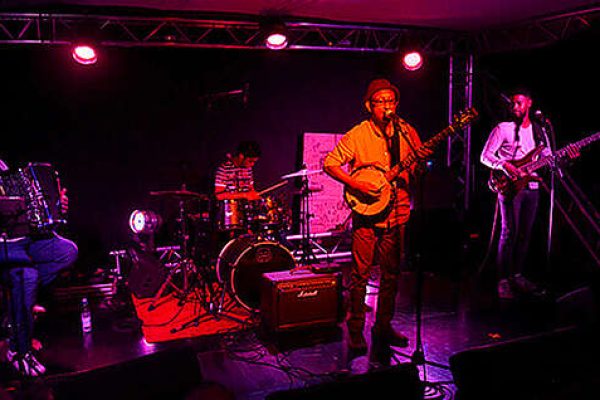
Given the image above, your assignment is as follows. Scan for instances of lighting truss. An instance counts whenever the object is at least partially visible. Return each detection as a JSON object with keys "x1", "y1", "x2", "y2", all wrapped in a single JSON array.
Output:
[
  {"x1": 0, "y1": 12, "x2": 461, "y2": 54},
  {"x1": 0, "y1": 9, "x2": 597, "y2": 54}
]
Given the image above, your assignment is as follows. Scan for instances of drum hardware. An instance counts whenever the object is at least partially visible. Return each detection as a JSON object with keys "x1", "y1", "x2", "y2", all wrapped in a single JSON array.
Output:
[
  {"x1": 146, "y1": 185, "x2": 217, "y2": 314},
  {"x1": 293, "y1": 166, "x2": 320, "y2": 267},
  {"x1": 149, "y1": 189, "x2": 210, "y2": 201}
]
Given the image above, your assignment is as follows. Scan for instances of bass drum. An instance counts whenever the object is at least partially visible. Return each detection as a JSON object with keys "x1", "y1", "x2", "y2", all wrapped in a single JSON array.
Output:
[{"x1": 216, "y1": 235, "x2": 296, "y2": 311}]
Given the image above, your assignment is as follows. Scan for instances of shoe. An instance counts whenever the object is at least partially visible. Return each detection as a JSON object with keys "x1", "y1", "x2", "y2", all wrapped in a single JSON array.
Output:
[
  {"x1": 371, "y1": 325, "x2": 409, "y2": 348},
  {"x1": 497, "y1": 278, "x2": 514, "y2": 300},
  {"x1": 7, "y1": 350, "x2": 46, "y2": 377},
  {"x1": 511, "y1": 274, "x2": 538, "y2": 294}
]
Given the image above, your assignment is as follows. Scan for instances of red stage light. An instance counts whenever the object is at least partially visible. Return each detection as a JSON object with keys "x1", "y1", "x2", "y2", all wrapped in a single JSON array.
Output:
[
  {"x1": 402, "y1": 51, "x2": 423, "y2": 71},
  {"x1": 72, "y1": 45, "x2": 98, "y2": 65},
  {"x1": 265, "y1": 33, "x2": 288, "y2": 50}
]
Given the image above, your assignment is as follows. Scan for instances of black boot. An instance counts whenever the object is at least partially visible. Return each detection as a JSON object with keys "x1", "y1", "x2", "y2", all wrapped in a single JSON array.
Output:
[{"x1": 371, "y1": 324, "x2": 409, "y2": 348}]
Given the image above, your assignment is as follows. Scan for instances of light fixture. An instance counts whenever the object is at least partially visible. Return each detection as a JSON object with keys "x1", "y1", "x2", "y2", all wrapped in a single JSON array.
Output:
[
  {"x1": 262, "y1": 20, "x2": 288, "y2": 50},
  {"x1": 129, "y1": 210, "x2": 161, "y2": 235},
  {"x1": 402, "y1": 51, "x2": 423, "y2": 71},
  {"x1": 72, "y1": 43, "x2": 98, "y2": 65}
]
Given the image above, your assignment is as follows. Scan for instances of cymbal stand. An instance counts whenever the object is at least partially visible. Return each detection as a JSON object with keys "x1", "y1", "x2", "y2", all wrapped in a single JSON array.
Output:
[
  {"x1": 171, "y1": 199, "x2": 248, "y2": 334},
  {"x1": 295, "y1": 171, "x2": 318, "y2": 268}
]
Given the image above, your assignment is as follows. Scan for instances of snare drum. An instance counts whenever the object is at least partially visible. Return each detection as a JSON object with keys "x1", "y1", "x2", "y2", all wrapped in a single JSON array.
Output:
[{"x1": 216, "y1": 235, "x2": 296, "y2": 311}]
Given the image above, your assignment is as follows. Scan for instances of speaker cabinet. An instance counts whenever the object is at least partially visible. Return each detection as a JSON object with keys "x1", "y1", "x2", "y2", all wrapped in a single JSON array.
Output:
[
  {"x1": 261, "y1": 270, "x2": 341, "y2": 332},
  {"x1": 450, "y1": 326, "x2": 600, "y2": 400},
  {"x1": 46, "y1": 346, "x2": 202, "y2": 400},
  {"x1": 266, "y1": 363, "x2": 422, "y2": 399}
]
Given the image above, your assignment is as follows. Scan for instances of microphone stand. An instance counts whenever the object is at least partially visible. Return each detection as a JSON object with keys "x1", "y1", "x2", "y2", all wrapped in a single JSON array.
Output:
[
  {"x1": 390, "y1": 120, "x2": 450, "y2": 378},
  {"x1": 539, "y1": 116, "x2": 558, "y2": 270}
]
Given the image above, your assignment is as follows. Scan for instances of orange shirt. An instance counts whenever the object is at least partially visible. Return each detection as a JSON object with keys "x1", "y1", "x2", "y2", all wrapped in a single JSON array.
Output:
[{"x1": 324, "y1": 119, "x2": 422, "y2": 227}]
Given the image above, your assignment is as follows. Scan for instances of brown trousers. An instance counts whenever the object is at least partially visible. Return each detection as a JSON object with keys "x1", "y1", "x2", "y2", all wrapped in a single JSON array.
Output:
[{"x1": 347, "y1": 222, "x2": 405, "y2": 335}]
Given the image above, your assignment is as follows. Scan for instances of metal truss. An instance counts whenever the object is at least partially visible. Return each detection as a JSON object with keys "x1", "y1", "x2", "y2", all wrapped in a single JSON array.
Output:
[
  {"x1": 0, "y1": 8, "x2": 597, "y2": 53},
  {"x1": 0, "y1": 12, "x2": 459, "y2": 54},
  {"x1": 473, "y1": 7, "x2": 600, "y2": 53},
  {"x1": 447, "y1": 54, "x2": 475, "y2": 213}
]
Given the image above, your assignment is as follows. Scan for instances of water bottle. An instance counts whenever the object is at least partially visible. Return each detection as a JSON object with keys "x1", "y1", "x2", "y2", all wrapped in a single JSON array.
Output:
[{"x1": 81, "y1": 297, "x2": 92, "y2": 333}]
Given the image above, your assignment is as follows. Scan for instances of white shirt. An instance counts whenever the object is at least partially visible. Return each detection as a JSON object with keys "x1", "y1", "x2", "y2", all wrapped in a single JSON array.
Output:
[{"x1": 480, "y1": 121, "x2": 551, "y2": 190}]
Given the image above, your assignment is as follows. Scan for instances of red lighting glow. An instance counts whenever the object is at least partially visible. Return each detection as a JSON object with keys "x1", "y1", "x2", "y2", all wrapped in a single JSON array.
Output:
[
  {"x1": 265, "y1": 33, "x2": 288, "y2": 50},
  {"x1": 72, "y1": 45, "x2": 98, "y2": 65},
  {"x1": 402, "y1": 51, "x2": 423, "y2": 71}
]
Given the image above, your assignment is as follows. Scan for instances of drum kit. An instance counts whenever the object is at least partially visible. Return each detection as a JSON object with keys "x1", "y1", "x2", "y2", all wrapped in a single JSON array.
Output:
[{"x1": 142, "y1": 167, "x2": 322, "y2": 319}]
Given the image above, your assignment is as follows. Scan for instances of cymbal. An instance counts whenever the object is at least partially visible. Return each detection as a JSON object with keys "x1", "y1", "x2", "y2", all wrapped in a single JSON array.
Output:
[
  {"x1": 149, "y1": 190, "x2": 209, "y2": 200},
  {"x1": 281, "y1": 169, "x2": 321, "y2": 179}
]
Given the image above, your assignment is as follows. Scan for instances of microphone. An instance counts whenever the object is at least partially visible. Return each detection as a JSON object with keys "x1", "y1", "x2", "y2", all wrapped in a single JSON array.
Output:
[
  {"x1": 383, "y1": 109, "x2": 399, "y2": 121},
  {"x1": 533, "y1": 109, "x2": 548, "y2": 122}
]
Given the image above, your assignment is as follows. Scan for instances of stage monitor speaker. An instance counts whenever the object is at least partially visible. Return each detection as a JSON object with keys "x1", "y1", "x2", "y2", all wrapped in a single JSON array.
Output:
[
  {"x1": 45, "y1": 345, "x2": 202, "y2": 400},
  {"x1": 261, "y1": 271, "x2": 342, "y2": 332},
  {"x1": 450, "y1": 326, "x2": 600, "y2": 400},
  {"x1": 266, "y1": 363, "x2": 422, "y2": 399},
  {"x1": 126, "y1": 247, "x2": 168, "y2": 298}
]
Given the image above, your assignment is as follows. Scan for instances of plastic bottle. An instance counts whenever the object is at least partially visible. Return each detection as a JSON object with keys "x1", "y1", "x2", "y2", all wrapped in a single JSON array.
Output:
[{"x1": 81, "y1": 297, "x2": 92, "y2": 333}]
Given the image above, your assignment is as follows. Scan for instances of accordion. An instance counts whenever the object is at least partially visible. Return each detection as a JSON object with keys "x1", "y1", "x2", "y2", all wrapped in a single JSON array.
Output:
[{"x1": 0, "y1": 162, "x2": 67, "y2": 236}]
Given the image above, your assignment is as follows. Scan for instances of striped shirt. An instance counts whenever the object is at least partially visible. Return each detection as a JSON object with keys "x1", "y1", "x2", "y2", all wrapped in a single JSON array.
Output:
[
  {"x1": 214, "y1": 157, "x2": 255, "y2": 193},
  {"x1": 324, "y1": 119, "x2": 422, "y2": 228}
]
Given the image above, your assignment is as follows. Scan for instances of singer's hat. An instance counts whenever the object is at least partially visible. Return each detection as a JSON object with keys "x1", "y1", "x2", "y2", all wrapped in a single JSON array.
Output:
[{"x1": 363, "y1": 78, "x2": 400, "y2": 103}]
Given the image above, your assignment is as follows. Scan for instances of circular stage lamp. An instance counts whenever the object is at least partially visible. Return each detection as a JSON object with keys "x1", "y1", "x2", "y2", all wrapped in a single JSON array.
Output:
[
  {"x1": 265, "y1": 32, "x2": 288, "y2": 50},
  {"x1": 402, "y1": 51, "x2": 423, "y2": 71},
  {"x1": 72, "y1": 44, "x2": 98, "y2": 65},
  {"x1": 129, "y1": 210, "x2": 161, "y2": 234}
]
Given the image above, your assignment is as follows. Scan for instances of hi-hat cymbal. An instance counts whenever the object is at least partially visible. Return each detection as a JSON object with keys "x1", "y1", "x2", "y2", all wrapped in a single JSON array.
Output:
[
  {"x1": 149, "y1": 190, "x2": 209, "y2": 200},
  {"x1": 281, "y1": 169, "x2": 322, "y2": 179}
]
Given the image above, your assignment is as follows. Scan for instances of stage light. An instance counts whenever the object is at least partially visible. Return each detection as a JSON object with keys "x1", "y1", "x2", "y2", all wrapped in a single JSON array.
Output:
[
  {"x1": 402, "y1": 51, "x2": 423, "y2": 71},
  {"x1": 129, "y1": 210, "x2": 161, "y2": 234},
  {"x1": 72, "y1": 44, "x2": 98, "y2": 65},
  {"x1": 262, "y1": 20, "x2": 288, "y2": 50}
]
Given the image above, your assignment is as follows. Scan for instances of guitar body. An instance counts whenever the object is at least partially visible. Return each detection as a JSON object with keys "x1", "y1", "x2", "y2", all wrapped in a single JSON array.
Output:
[
  {"x1": 488, "y1": 146, "x2": 545, "y2": 197},
  {"x1": 342, "y1": 107, "x2": 478, "y2": 217},
  {"x1": 344, "y1": 167, "x2": 392, "y2": 217}
]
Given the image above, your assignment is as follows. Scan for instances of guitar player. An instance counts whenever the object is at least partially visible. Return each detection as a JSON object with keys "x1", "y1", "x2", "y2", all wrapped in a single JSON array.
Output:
[
  {"x1": 323, "y1": 78, "x2": 431, "y2": 362},
  {"x1": 480, "y1": 87, "x2": 579, "y2": 300}
]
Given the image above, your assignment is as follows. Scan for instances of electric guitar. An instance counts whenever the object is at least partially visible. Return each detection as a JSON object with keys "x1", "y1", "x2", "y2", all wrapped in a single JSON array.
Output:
[
  {"x1": 488, "y1": 131, "x2": 600, "y2": 197},
  {"x1": 344, "y1": 107, "x2": 478, "y2": 217}
]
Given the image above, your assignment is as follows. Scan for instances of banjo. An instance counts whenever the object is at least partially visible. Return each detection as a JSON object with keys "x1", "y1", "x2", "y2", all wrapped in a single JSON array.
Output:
[{"x1": 344, "y1": 108, "x2": 478, "y2": 217}]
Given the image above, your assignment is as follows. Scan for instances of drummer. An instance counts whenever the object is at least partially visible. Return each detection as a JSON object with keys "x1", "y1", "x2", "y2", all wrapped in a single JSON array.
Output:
[{"x1": 214, "y1": 140, "x2": 262, "y2": 201}]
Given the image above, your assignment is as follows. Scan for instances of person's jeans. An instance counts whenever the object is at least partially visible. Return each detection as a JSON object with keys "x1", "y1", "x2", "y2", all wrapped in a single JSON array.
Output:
[
  {"x1": 497, "y1": 189, "x2": 539, "y2": 280},
  {"x1": 348, "y1": 222, "x2": 405, "y2": 335},
  {"x1": 1, "y1": 233, "x2": 77, "y2": 354}
]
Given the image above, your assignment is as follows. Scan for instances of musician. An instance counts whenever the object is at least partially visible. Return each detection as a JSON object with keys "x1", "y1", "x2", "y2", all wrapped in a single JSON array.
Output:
[
  {"x1": 480, "y1": 88, "x2": 579, "y2": 300},
  {"x1": 214, "y1": 140, "x2": 262, "y2": 201},
  {"x1": 0, "y1": 159, "x2": 78, "y2": 376},
  {"x1": 324, "y1": 78, "x2": 431, "y2": 361}
]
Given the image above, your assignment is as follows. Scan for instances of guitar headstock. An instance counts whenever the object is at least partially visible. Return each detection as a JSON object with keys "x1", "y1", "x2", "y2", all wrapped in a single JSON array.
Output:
[{"x1": 452, "y1": 107, "x2": 478, "y2": 129}]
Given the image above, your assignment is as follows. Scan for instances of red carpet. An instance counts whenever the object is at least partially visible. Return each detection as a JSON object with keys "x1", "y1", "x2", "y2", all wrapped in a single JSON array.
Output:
[{"x1": 132, "y1": 289, "x2": 253, "y2": 343}]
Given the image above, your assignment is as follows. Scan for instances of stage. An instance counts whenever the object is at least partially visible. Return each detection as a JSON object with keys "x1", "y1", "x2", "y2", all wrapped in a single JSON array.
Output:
[{"x1": 2, "y1": 261, "x2": 598, "y2": 399}]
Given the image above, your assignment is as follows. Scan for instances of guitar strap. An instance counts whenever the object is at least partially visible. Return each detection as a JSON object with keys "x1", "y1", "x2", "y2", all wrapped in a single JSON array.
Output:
[{"x1": 388, "y1": 132, "x2": 400, "y2": 168}]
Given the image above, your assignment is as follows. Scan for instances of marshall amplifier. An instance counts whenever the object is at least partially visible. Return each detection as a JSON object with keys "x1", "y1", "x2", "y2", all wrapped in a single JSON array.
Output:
[{"x1": 261, "y1": 270, "x2": 342, "y2": 332}]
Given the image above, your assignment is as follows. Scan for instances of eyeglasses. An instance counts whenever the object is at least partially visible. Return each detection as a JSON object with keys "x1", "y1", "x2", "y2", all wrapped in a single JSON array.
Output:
[{"x1": 370, "y1": 98, "x2": 397, "y2": 107}]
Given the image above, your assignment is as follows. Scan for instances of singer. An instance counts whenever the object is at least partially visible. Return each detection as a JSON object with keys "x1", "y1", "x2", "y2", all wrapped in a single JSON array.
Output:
[{"x1": 324, "y1": 78, "x2": 431, "y2": 364}]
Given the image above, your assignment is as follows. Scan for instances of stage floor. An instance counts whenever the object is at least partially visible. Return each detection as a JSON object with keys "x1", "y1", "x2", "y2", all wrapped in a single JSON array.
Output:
[{"x1": 1, "y1": 267, "x2": 595, "y2": 399}]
